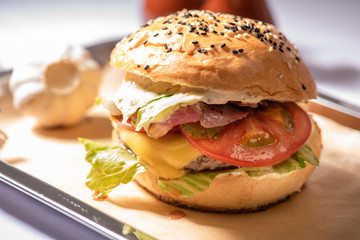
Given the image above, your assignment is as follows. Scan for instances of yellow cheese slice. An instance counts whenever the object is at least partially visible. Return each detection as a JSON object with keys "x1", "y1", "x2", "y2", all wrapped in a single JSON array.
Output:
[{"x1": 119, "y1": 129, "x2": 202, "y2": 179}]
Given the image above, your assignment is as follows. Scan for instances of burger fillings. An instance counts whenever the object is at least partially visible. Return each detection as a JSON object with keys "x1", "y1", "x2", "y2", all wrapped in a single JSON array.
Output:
[{"x1": 79, "y1": 9, "x2": 321, "y2": 212}]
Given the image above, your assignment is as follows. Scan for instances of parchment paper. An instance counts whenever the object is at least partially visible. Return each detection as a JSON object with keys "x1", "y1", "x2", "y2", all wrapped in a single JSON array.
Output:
[{"x1": 1, "y1": 67, "x2": 359, "y2": 240}]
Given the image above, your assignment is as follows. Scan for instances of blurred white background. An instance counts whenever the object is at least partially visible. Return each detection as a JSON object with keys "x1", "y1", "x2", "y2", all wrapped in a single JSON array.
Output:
[
  {"x1": 269, "y1": 0, "x2": 360, "y2": 110},
  {"x1": 0, "y1": 0, "x2": 142, "y2": 69}
]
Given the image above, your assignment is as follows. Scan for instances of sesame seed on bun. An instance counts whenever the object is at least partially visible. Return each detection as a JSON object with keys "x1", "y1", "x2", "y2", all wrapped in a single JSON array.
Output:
[
  {"x1": 110, "y1": 9, "x2": 317, "y2": 102},
  {"x1": 102, "y1": 9, "x2": 322, "y2": 213}
]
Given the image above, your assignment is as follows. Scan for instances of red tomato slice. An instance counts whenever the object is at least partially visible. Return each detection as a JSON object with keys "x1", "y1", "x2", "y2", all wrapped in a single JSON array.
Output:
[
  {"x1": 114, "y1": 117, "x2": 180, "y2": 134},
  {"x1": 180, "y1": 103, "x2": 311, "y2": 167},
  {"x1": 114, "y1": 117, "x2": 146, "y2": 133}
]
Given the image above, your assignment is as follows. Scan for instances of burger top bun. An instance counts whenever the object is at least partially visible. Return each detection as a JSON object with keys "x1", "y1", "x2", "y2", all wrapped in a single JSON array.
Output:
[{"x1": 111, "y1": 9, "x2": 317, "y2": 102}]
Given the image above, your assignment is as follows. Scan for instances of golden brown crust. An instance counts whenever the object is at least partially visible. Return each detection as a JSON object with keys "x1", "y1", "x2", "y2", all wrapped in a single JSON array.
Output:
[
  {"x1": 111, "y1": 9, "x2": 316, "y2": 102},
  {"x1": 134, "y1": 166, "x2": 314, "y2": 213},
  {"x1": 133, "y1": 117, "x2": 322, "y2": 212}
]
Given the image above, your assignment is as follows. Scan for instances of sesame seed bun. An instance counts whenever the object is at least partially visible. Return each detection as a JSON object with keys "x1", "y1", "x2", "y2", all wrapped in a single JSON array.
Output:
[
  {"x1": 133, "y1": 117, "x2": 322, "y2": 213},
  {"x1": 110, "y1": 9, "x2": 317, "y2": 102}
]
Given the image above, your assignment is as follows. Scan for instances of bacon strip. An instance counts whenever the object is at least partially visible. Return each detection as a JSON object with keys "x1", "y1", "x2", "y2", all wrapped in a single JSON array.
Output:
[
  {"x1": 147, "y1": 104, "x2": 201, "y2": 138},
  {"x1": 199, "y1": 104, "x2": 249, "y2": 128},
  {"x1": 147, "y1": 103, "x2": 249, "y2": 139}
]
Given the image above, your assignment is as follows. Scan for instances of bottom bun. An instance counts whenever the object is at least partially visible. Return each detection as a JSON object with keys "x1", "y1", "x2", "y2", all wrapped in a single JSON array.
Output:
[{"x1": 133, "y1": 117, "x2": 322, "y2": 213}]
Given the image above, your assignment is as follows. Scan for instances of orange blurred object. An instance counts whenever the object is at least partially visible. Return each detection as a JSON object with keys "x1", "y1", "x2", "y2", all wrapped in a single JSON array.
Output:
[
  {"x1": 201, "y1": 0, "x2": 273, "y2": 24},
  {"x1": 143, "y1": 0, "x2": 202, "y2": 22},
  {"x1": 143, "y1": 0, "x2": 273, "y2": 24}
]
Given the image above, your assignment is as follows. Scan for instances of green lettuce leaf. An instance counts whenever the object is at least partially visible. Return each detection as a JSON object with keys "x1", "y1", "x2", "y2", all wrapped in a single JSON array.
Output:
[
  {"x1": 241, "y1": 166, "x2": 274, "y2": 177},
  {"x1": 78, "y1": 138, "x2": 145, "y2": 198},
  {"x1": 272, "y1": 157, "x2": 304, "y2": 174},
  {"x1": 123, "y1": 225, "x2": 156, "y2": 240},
  {"x1": 158, "y1": 171, "x2": 219, "y2": 197},
  {"x1": 181, "y1": 123, "x2": 223, "y2": 139},
  {"x1": 135, "y1": 93, "x2": 174, "y2": 129},
  {"x1": 157, "y1": 145, "x2": 319, "y2": 197},
  {"x1": 295, "y1": 144, "x2": 319, "y2": 167},
  {"x1": 95, "y1": 96, "x2": 102, "y2": 106},
  {"x1": 79, "y1": 137, "x2": 319, "y2": 198},
  {"x1": 241, "y1": 145, "x2": 319, "y2": 177},
  {"x1": 103, "y1": 79, "x2": 261, "y2": 133},
  {"x1": 134, "y1": 93, "x2": 202, "y2": 132}
]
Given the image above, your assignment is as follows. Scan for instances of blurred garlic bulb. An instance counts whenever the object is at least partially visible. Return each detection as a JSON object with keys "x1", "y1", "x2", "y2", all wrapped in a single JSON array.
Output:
[
  {"x1": 9, "y1": 45, "x2": 102, "y2": 127},
  {"x1": 0, "y1": 129, "x2": 7, "y2": 151}
]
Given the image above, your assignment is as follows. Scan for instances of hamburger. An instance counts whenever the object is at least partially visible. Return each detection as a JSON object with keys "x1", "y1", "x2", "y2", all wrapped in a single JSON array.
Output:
[{"x1": 80, "y1": 9, "x2": 321, "y2": 212}]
